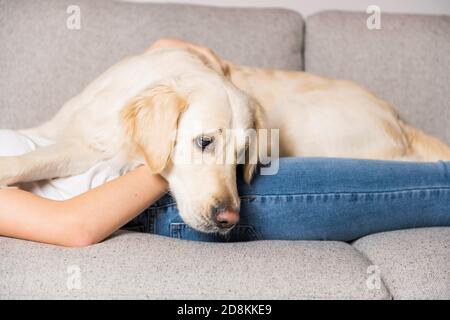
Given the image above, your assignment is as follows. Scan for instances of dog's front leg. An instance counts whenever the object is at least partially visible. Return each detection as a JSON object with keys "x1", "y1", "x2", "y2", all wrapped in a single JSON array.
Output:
[{"x1": 0, "y1": 140, "x2": 104, "y2": 186}]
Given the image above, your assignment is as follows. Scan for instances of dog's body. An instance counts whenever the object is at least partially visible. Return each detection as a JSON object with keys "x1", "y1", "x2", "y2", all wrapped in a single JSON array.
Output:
[
  {"x1": 0, "y1": 47, "x2": 258, "y2": 233},
  {"x1": 228, "y1": 63, "x2": 450, "y2": 162},
  {"x1": 1, "y1": 43, "x2": 450, "y2": 233}
]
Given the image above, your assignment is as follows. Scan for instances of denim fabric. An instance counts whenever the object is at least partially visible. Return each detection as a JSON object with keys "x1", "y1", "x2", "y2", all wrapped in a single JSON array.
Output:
[{"x1": 123, "y1": 158, "x2": 450, "y2": 242}]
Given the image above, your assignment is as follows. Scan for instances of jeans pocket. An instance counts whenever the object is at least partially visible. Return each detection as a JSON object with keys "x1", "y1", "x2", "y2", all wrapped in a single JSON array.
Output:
[{"x1": 169, "y1": 223, "x2": 259, "y2": 242}]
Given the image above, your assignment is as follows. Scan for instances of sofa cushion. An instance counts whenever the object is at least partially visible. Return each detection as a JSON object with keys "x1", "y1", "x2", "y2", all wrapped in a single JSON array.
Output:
[
  {"x1": 305, "y1": 11, "x2": 450, "y2": 144},
  {"x1": 0, "y1": 0, "x2": 303, "y2": 130},
  {"x1": 352, "y1": 227, "x2": 450, "y2": 299},
  {"x1": 0, "y1": 231, "x2": 390, "y2": 299}
]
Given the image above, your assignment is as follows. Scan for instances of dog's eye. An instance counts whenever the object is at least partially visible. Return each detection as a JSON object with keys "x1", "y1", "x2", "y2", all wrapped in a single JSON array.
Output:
[{"x1": 196, "y1": 136, "x2": 214, "y2": 151}]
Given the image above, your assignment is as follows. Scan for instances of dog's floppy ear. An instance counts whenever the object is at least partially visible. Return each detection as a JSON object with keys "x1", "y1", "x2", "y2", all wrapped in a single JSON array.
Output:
[
  {"x1": 243, "y1": 98, "x2": 267, "y2": 184},
  {"x1": 122, "y1": 84, "x2": 187, "y2": 173}
]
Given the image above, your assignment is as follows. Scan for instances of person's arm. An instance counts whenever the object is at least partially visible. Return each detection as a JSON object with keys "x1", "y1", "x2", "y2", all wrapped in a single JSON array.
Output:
[
  {"x1": 0, "y1": 39, "x2": 213, "y2": 248},
  {"x1": 0, "y1": 166, "x2": 168, "y2": 247},
  {"x1": 147, "y1": 38, "x2": 230, "y2": 76}
]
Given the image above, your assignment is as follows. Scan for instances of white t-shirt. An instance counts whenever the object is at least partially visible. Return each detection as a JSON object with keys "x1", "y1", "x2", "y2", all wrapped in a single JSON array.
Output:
[{"x1": 0, "y1": 129, "x2": 129, "y2": 201}]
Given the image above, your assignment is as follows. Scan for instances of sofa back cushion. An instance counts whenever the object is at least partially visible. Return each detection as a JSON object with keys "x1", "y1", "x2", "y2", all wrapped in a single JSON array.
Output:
[
  {"x1": 0, "y1": 0, "x2": 303, "y2": 129},
  {"x1": 305, "y1": 11, "x2": 450, "y2": 144}
]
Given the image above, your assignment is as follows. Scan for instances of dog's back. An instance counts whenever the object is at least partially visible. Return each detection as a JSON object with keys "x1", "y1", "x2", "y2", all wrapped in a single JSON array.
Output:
[{"x1": 228, "y1": 63, "x2": 450, "y2": 161}]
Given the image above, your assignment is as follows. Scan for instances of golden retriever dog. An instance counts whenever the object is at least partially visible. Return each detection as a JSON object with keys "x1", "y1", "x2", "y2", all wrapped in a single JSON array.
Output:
[
  {"x1": 0, "y1": 47, "x2": 262, "y2": 233},
  {"x1": 156, "y1": 38, "x2": 450, "y2": 162},
  {"x1": 1, "y1": 38, "x2": 449, "y2": 234}
]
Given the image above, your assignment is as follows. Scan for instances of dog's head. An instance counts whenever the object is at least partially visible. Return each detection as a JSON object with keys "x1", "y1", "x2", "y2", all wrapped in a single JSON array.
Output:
[{"x1": 122, "y1": 49, "x2": 266, "y2": 233}]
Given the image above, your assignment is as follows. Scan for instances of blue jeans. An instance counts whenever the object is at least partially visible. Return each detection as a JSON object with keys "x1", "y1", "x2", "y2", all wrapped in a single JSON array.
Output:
[{"x1": 123, "y1": 157, "x2": 450, "y2": 242}]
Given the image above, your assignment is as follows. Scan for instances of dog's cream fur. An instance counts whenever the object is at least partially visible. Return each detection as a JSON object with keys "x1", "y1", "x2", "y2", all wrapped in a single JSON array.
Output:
[
  {"x1": 228, "y1": 64, "x2": 450, "y2": 162},
  {"x1": 1, "y1": 43, "x2": 450, "y2": 233},
  {"x1": 0, "y1": 48, "x2": 257, "y2": 233}
]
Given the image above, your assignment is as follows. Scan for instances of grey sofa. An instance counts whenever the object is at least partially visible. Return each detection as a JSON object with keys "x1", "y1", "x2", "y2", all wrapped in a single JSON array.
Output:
[{"x1": 0, "y1": 0, "x2": 449, "y2": 299}]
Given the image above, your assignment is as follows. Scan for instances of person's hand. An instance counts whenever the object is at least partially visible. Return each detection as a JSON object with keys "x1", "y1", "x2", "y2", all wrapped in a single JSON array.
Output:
[{"x1": 146, "y1": 38, "x2": 230, "y2": 76}]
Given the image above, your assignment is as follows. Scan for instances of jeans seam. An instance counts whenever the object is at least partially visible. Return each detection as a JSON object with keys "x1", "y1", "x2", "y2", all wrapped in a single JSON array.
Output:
[
  {"x1": 146, "y1": 208, "x2": 157, "y2": 233},
  {"x1": 170, "y1": 223, "x2": 183, "y2": 239},
  {"x1": 168, "y1": 223, "x2": 259, "y2": 241},
  {"x1": 150, "y1": 187, "x2": 450, "y2": 208},
  {"x1": 239, "y1": 186, "x2": 450, "y2": 198}
]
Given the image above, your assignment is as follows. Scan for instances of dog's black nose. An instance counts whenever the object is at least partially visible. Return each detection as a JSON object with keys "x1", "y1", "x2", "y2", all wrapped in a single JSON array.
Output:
[{"x1": 215, "y1": 209, "x2": 240, "y2": 229}]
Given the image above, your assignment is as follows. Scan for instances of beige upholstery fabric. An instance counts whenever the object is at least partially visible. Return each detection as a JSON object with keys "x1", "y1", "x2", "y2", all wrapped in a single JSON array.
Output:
[
  {"x1": 305, "y1": 11, "x2": 450, "y2": 144},
  {"x1": 353, "y1": 227, "x2": 450, "y2": 300},
  {"x1": 0, "y1": 231, "x2": 390, "y2": 299}
]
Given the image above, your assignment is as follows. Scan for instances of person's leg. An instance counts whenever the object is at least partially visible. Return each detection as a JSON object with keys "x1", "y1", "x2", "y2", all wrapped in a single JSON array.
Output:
[
  {"x1": 139, "y1": 157, "x2": 450, "y2": 242},
  {"x1": 236, "y1": 157, "x2": 450, "y2": 241}
]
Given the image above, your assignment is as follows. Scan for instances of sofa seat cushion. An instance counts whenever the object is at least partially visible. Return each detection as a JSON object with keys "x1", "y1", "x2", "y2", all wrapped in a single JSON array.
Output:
[
  {"x1": 352, "y1": 227, "x2": 450, "y2": 299},
  {"x1": 0, "y1": 231, "x2": 390, "y2": 299}
]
